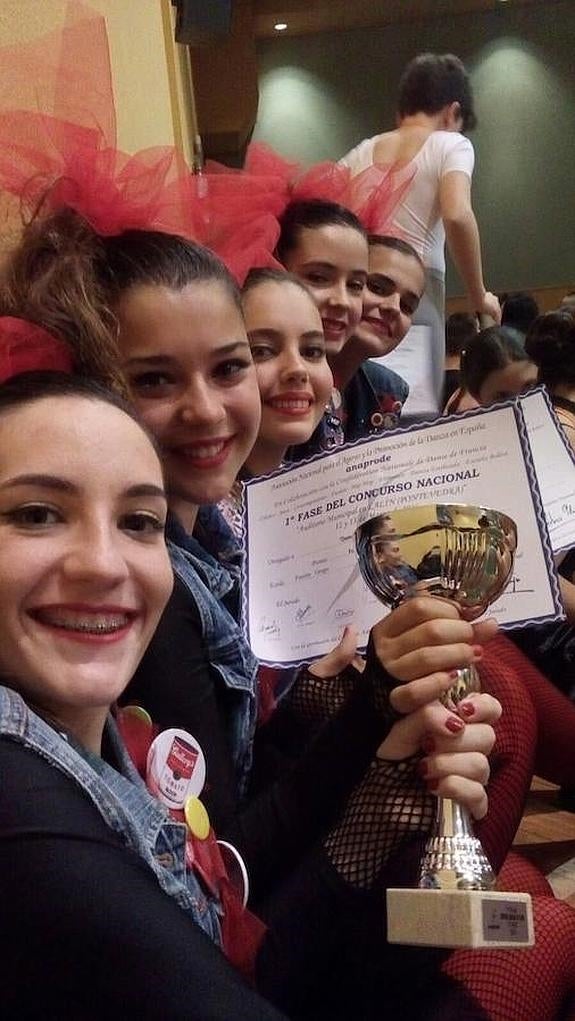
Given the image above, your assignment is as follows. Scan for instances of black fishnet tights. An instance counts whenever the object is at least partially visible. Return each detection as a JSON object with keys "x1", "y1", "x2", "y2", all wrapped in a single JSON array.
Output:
[
  {"x1": 324, "y1": 756, "x2": 435, "y2": 889},
  {"x1": 285, "y1": 637, "x2": 398, "y2": 731},
  {"x1": 284, "y1": 666, "x2": 357, "y2": 724}
]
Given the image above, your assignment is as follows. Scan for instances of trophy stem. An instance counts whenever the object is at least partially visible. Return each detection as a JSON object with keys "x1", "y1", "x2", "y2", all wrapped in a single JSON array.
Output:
[{"x1": 419, "y1": 797, "x2": 496, "y2": 891}]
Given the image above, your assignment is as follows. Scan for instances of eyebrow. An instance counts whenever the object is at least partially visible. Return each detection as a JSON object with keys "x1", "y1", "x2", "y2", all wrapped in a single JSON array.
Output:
[
  {"x1": 0, "y1": 474, "x2": 167, "y2": 501},
  {"x1": 301, "y1": 261, "x2": 367, "y2": 279},
  {"x1": 248, "y1": 329, "x2": 325, "y2": 342},
  {"x1": 368, "y1": 273, "x2": 420, "y2": 306},
  {"x1": 123, "y1": 340, "x2": 250, "y2": 368}
]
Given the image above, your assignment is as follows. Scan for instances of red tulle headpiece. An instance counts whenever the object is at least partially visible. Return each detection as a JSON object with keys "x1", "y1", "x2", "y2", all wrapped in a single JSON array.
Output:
[
  {"x1": 0, "y1": 318, "x2": 73, "y2": 382},
  {"x1": 197, "y1": 143, "x2": 416, "y2": 283},
  {"x1": 0, "y1": 2, "x2": 413, "y2": 286}
]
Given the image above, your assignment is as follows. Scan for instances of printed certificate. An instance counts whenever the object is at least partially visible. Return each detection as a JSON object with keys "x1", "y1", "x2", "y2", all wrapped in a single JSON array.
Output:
[
  {"x1": 243, "y1": 403, "x2": 563, "y2": 666},
  {"x1": 519, "y1": 388, "x2": 575, "y2": 554}
]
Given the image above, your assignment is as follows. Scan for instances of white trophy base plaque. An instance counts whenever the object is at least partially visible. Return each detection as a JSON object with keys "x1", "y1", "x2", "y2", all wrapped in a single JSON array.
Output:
[{"x1": 387, "y1": 888, "x2": 534, "y2": 948}]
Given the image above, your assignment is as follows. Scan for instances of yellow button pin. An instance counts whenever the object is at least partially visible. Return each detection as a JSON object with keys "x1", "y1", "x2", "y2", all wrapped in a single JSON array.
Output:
[{"x1": 184, "y1": 796, "x2": 210, "y2": 840}]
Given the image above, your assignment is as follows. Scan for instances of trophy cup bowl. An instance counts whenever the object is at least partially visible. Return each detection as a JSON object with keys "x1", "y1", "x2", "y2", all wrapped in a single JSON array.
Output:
[{"x1": 356, "y1": 504, "x2": 533, "y2": 948}]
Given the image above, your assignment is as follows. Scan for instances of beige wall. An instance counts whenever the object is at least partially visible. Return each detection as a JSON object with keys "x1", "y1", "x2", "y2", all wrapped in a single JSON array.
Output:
[{"x1": 0, "y1": 0, "x2": 194, "y2": 156}]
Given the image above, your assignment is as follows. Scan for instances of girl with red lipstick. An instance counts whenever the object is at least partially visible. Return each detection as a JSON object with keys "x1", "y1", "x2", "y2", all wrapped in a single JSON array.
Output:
[
  {"x1": 0, "y1": 380, "x2": 573, "y2": 1021},
  {"x1": 0, "y1": 371, "x2": 285, "y2": 1019},
  {"x1": 240, "y1": 268, "x2": 333, "y2": 478}
]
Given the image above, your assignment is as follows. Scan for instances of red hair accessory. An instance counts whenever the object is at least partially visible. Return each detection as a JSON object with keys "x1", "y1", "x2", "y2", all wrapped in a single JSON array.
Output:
[
  {"x1": 0, "y1": 317, "x2": 73, "y2": 382},
  {"x1": 0, "y1": 3, "x2": 412, "y2": 284},
  {"x1": 0, "y1": 2, "x2": 200, "y2": 239},
  {"x1": 198, "y1": 142, "x2": 416, "y2": 283}
]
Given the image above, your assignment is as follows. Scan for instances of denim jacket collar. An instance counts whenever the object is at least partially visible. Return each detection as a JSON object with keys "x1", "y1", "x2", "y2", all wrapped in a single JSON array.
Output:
[{"x1": 0, "y1": 685, "x2": 223, "y2": 944}]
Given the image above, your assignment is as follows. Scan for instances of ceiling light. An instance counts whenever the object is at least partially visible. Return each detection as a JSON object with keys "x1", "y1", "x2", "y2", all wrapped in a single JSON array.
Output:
[{"x1": 274, "y1": 22, "x2": 288, "y2": 31}]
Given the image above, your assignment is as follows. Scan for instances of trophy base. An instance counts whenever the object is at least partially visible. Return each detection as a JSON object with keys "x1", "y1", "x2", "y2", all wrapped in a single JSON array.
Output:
[{"x1": 387, "y1": 888, "x2": 534, "y2": 948}]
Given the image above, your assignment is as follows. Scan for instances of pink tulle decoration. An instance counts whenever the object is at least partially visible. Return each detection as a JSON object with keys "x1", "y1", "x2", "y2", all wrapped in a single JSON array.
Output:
[
  {"x1": 198, "y1": 143, "x2": 416, "y2": 283},
  {"x1": 0, "y1": 318, "x2": 73, "y2": 382},
  {"x1": 0, "y1": 2, "x2": 201, "y2": 239},
  {"x1": 0, "y1": 2, "x2": 414, "y2": 286}
]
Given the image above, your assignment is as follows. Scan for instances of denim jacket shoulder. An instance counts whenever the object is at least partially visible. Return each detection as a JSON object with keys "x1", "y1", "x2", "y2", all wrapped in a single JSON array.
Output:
[
  {"x1": 0, "y1": 685, "x2": 222, "y2": 944},
  {"x1": 167, "y1": 536, "x2": 258, "y2": 792},
  {"x1": 342, "y1": 362, "x2": 409, "y2": 443}
]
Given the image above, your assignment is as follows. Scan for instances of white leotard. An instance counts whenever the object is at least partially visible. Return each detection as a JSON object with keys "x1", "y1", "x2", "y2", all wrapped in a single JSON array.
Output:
[{"x1": 340, "y1": 131, "x2": 474, "y2": 274}]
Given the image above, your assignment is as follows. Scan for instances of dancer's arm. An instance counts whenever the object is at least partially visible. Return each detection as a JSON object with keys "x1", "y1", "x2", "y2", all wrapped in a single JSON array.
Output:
[{"x1": 440, "y1": 171, "x2": 500, "y2": 322}]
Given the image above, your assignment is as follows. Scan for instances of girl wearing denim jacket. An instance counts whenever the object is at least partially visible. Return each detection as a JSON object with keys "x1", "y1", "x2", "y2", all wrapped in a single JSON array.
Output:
[{"x1": 0, "y1": 368, "x2": 502, "y2": 1019}]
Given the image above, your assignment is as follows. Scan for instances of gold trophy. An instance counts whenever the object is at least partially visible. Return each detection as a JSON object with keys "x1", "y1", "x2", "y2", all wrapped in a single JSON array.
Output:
[{"x1": 356, "y1": 504, "x2": 534, "y2": 948}]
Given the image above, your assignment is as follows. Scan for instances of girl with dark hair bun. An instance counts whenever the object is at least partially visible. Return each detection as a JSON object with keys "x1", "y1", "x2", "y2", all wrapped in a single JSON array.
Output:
[
  {"x1": 460, "y1": 326, "x2": 537, "y2": 405},
  {"x1": 341, "y1": 53, "x2": 500, "y2": 409},
  {"x1": 276, "y1": 198, "x2": 368, "y2": 359},
  {"x1": 276, "y1": 200, "x2": 412, "y2": 451},
  {"x1": 445, "y1": 325, "x2": 537, "y2": 413},
  {"x1": 526, "y1": 310, "x2": 575, "y2": 453}
]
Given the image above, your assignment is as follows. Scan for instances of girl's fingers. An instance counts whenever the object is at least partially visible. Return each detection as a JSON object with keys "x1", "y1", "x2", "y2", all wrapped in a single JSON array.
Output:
[
  {"x1": 371, "y1": 601, "x2": 499, "y2": 683},
  {"x1": 309, "y1": 625, "x2": 359, "y2": 679},
  {"x1": 373, "y1": 597, "x2": 461, "y2": 639},
  {"x1": 389, "y1": 672, "x2": 459, "y2": 715},
  {"x1": 423, "y1": 751, "x2": 491, "y2": 787},
  {"x1": 470, "y1": 618, "x2": 499, "y2": 645},
  {"x1": 379, "y1": 693, "x2": 499, "y2": 762},
  {"x1": 378, "y1": 696, "x2": 464, "y2": 760},
  {"x1": 456, "y1": 692, "x2": 502, "y2": 727},
  {"x1": 429, "y1": 775, "x2": 489, "y2": 820},
  {"x1": 424, "y1": 722, "x2": 496, "y2": 758},
  {"x1": 374, "y1": 615, "x2": 476, "y2": 663},
  {"x1": 385, "y1": 641, "x2": 484, "y2": 683}
]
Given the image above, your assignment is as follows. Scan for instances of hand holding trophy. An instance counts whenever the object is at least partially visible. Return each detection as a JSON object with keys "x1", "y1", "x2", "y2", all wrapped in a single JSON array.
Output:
[{"x1": 356, "y1": 504, "x2": 534, "y2": 949}]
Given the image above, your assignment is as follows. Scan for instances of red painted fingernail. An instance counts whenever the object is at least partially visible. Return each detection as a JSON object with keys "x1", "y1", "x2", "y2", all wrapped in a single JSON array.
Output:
[
  {"x1": 421, "y1": 736, "x2": 435, "y2": 754},
  {"x1": 417, "y1": 760, "x2": 429, "y2": 779},
  {"x1": 472, "y1": 645, "x2": 484, "y2": 659},
  {"x1": 446, "y1": 716, "x2": 465, "y2": 734},
  {"x1": 426, "y1": 779, "x2": 439, "y2": 792},
  {"x1": 459, "y1": 702, "x2": 476, "y2": 718},
  {"x1": 448, "y1": 670, "x2": 460, "y2": 680}
]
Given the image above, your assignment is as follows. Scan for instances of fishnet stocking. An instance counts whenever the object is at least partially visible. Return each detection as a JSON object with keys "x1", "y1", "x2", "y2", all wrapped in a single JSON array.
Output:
[
  {"x1": 443, "y1": 896, "x2": 575, "y2": 1021},
  {"x1": 283, "y1": 665, "x2": 357, "y2": 724},
  {"x1": 285, "y1": 637, "x2": 399, "y2": 731},
  {"x1": 475, "y1": 634, "x2": 539, "y2": 872},
  {"x1": 324, "y1": 756, "x2": 434, "y2": 889},
  {"x1": 506, "y1": 637, "x2": 575, "y2": 787},
  {"x1": 497, "y1": 850, "x2": 553, "y2": 897}
]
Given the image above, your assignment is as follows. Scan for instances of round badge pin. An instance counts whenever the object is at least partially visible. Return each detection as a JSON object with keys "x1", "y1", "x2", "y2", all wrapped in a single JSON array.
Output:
[
  {"x1": 147, "y1": 728, "x2": 206, "y2": 809},
  {"x1": 217, "y1": 840, "x2": 249, "y2": 907},
  {"x1": 184, "y1": 796, "x2": 210, "y2": 841},
  {"x1": 122, "y1": 704, "x2": 153, "y2": 727}
]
